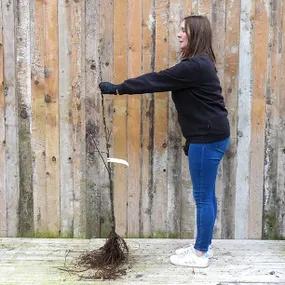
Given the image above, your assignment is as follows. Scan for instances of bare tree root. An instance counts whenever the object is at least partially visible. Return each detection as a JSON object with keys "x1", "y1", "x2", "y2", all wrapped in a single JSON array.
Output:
[
  {"x1": 78, "y1": 230, "x2": 128, "y2": 268},
  {"x1": 59, "y1": 230, "x2": 129, "y2": 280}
]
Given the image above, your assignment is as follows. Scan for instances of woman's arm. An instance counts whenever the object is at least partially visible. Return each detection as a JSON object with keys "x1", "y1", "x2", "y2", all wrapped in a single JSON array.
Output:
[{"x1": 99, "y1": 58, "x2": 201, "y2": 95}]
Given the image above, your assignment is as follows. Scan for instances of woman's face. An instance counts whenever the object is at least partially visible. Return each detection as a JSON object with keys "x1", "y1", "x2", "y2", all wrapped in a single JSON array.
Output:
[{"x1": 178, "y1": 20, "x2": 188, "y2": 50}]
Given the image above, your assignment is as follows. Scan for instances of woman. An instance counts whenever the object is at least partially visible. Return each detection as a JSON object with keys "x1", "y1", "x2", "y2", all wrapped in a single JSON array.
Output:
[{"x1": 99, "y1": 15, "x2": 230, "y2": 268}]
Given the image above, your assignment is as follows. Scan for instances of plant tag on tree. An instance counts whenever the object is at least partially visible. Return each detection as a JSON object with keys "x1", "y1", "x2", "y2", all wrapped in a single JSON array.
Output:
[{"x1": 107, "y1": 157, "x2": 129, "y2": 167}]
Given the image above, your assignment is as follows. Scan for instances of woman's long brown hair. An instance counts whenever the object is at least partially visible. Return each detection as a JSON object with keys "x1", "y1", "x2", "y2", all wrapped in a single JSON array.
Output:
[{"x1": 182, "y1": 15, "x2": 216, "y2": 63}]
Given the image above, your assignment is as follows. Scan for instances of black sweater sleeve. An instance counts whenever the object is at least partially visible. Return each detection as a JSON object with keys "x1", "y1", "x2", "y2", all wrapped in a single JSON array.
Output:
[{"x1": 117, "y1": 58, "x2": 201, "y2": 94}]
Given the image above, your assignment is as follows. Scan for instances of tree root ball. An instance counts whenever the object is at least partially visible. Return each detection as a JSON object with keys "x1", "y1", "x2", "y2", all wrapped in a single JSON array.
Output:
[{"x1": 76, "y1": 230, "x2": 129, "y2": 280}]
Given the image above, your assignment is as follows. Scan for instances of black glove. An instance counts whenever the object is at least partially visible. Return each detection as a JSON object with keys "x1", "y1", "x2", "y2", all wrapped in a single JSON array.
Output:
[{"x1": 99, "y1": 82, "x2": 119, "y2": 94}]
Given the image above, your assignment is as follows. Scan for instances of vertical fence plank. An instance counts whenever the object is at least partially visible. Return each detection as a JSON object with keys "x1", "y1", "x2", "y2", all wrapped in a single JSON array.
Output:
[
  {"x1": 72, "y1": 0, "x2": 86, "y2": 238},
  {"x1": 221, "y1": 0, "x2": 240, "y2": 239},
  {"x1": 276, "y1": 0, "x2": 285, "y2": 238},
  {"x1": 180, "y1": 156, "x2": 195, "y2": 238},
  {"x1": 127, "y1": 0, "x2": 142, "y2": 237},
  {"x1": 248, "y1": 0, "x2": 269, "y2": 239},
  {"x1": 263, "y1": 0, "x2": 282, "y2": 240},
  {"x1": 263, "y1": 0, "x2": 278, "y2": 240},
  {"x1": 16, "y1": 0, "x2": 34, "y2": 237},
  {"x1": 113, "y1": 0, "x2": 128, "y2": 237},
  {"x1": 58, "y1": 0, "x2": 86, "y2": 237},
  {"x1": 44, "y1": 0, "x2": 60, "y2": 235},
  {"x1": 183, "y1": 0, "x2": 192, "y2": 15},
  {"x1": 198, "y1": 0, "x2": 211, "y2": 19},
  {"x1": 2, "y1": 0, "x2": 20, "y2": 237},
  {"x1": 58, "y1": 0, "x2": 73, "y2": 237},
  {"x1": 211, "y1": 0, "x2": 226, "y2": 239},
  {"x1": 0, "y1": 1, "x2": 6, "y2": 237},
  {"x1": 86, "y1": 0, "x2": 112, "y2": 238},
  {"x1": 152, "y1": 0, "x2": 169, "y2": 237},
  {"x1": 167, "y1": 0, "x2": 183, "y2": 237},
  {"x1": 235, "y1": 0, "x2": 254, "y2": 238},
  {"x1": 98, "y1": 0, "x2": 113, "y2": 237},
  {"x1": 140, "y1": 0, "x2": 155, "y2": 237},
  {"x1": 192, "y1": 0, "x2": 198, "y2": 14},
  {"x1": 31, "y1": 0, "x2": 47, "y2": 236},
  {"x1": 85, "y1": 0, "x2": 105, "y2": 238}
]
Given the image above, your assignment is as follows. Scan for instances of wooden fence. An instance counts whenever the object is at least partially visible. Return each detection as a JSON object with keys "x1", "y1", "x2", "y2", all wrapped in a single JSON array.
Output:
[{"x1": 0, "y1": 0, "x2": 284, "y2": 239}]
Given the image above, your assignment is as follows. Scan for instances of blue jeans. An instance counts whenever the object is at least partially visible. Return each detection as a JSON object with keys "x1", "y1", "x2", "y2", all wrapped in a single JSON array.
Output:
[{"x1": 188, "y1": 137, "x2": 230, "y2": 252}]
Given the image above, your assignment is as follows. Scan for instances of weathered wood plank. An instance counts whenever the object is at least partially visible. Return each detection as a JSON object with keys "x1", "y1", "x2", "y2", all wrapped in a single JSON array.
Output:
[
  {"x1": 183, "y1": 0, "x2": 192, "y2": 15},
  {"x1": 167, "y1": 0, "x2": 183, "y2": 237},
  {"x1": 58, "y1": 0, "x2": 86, "y2": 238},
  {"x1": 0, "y1": 238, "x2": 284, "y2": 284},
  {"x1": 248, "y1": 0, "x2": 269, "y2": 239},
  {"x1": 71, "y1": 0, "x2": 86, "y2": 239},
  {"x1": 0, "y1": 0, "x2": 7, "y2": 237},
  {"x1": 140, "y1": 0, "x2": 155, "y2": 237},
  {"x1": 44, "y1": 0, "x2": 60, "y2": 235},
  {"x1": 127, "y1": 0, "x2": 142, "y2": 237},
  {"x1": 85, "y1": 0, "x2": 105, "y2": 238},
  {"x1": 221, "y1": 0, "x2": 240, "y2": 239},
  {"x1": 151, "y1": 0, "x2": 170, "y2": 237},
  {"x1": 235, "y1": 0, "x2": 253, "y2": 238},
  {"x1": 211, "y1": 0, "x2": 226, "y2": 239},
  {"x1": 113, "y1": 0, "x2": 128, "y2": 237},
  {"x1": 58, "y1": 0, "x2": 74, "y2": 237},
  {"x1": 2, "y1": 0, "x2": 20, "y2": 237},
  {"x1": 191, "y1": 0, "x2": 198, "y2": 14},
  {"x1": 98, "y1": 0, "x2": 114, "y2": 237},
  {"x1": 86, "y1": 0, "x2": 114, "y2": 238},
  {"x1": 276, "y1": 0, "x2": 285, "y2": 238},
  {"x1": 16, "y1": 0, "x2": 34, "y2": 237},
  {"x1": 0, "y1": 0, "x2": 6, "y2": 237},
  {"x1": 180, "y1": 150, "x2": 195, "y2": 238},
  {"x1": 263, "y1": 0, "x2": 283, "y2": 240},
  {"x1": 198, "y1": 0, "x2": 212, "y2": 20},
  {"x1": 31, "y1": 0, "x2": 48, "y2": 236}
]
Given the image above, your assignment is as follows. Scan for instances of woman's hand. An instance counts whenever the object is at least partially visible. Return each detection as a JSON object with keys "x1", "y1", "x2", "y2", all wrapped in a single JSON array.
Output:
[{"x1": 99, "y1": 82, "x2": 119, "y2": 94}]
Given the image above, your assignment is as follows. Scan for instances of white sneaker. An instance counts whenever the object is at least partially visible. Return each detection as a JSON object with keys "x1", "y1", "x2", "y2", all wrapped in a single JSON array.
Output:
[
  {"x1": 175, "y1": 244, "x2": 213, "y2": 258},
  {"x1": 170, "y1": 249, "x2": 209, "y2": 268}
]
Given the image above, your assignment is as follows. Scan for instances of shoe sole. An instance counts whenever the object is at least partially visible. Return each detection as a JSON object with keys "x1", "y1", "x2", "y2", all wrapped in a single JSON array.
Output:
[
  {"x1": 170, "y1": 260, "x2": 209, "y2": 268},
  {"x1": 175, "y1": 247, "x2": 213, "y2": 259}
]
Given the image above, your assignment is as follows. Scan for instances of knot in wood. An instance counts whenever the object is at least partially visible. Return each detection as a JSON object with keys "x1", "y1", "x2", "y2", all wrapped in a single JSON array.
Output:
[
  {"x1": 44, "y1": 67, "x2": 50, "y2": 78},
  {"x1": 45, "y1": 94, "x2": 51, "y2": 103},
  {"x1": 20, "y1": 109, "x2": 28, "y2": 119}
]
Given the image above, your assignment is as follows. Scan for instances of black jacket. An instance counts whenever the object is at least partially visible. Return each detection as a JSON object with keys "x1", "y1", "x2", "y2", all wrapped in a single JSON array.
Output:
[{"x1": 117, "y1": 55, "x2": 230, "y2": 144}]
